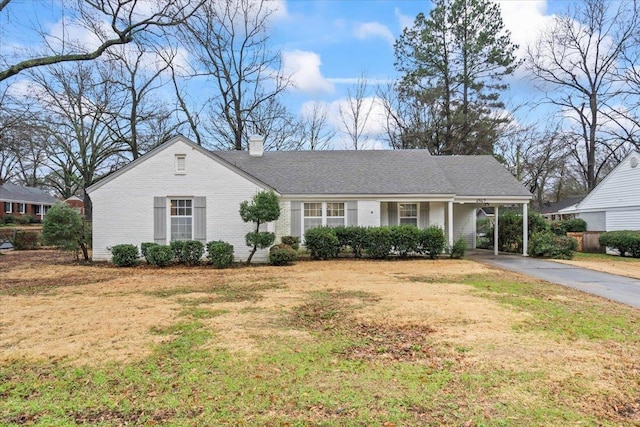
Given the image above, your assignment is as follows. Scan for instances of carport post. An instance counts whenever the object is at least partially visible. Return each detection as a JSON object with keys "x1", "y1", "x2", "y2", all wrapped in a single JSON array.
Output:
[
  {"x1": 494, "y1": 205, "x2": 499, "y2": 256},
  {"x1": 447, "y1": 201, "x2": 454, "y2": 248},
  {"x1": 522, "y1": 203, "x2": 528, "y2": 257}
]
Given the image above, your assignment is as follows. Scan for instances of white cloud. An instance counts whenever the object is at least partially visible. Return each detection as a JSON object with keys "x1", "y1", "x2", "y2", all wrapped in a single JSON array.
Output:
[
  {"x1": 395, "y1": 7, "x2": 415, "y2": 32},
  {"x1": 495, "y1": 0, "x2": 553, "y2": 55},
  {"x1": 282, "y1": 50, "x2": 334, "y2": 94},
  {"x1": 354, "y1": 22, "x2": 395, "y2": 46}
]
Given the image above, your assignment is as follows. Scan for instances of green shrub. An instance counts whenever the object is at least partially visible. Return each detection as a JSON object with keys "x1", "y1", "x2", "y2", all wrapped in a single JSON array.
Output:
[
  {"x1": 170, "y1": 240, "x2": 185, "y2": 261},
  {"x1": 450, "y1": 238, "x2": 467, "y2": 259},
  {"x1": 304, "y1": 226, "x2": 340, "y2": 260},
  {"x1": 111, "y1": 244, "x2": 139, "y2": 267},
  {"x1": 2, "y1": 215, "x2": 16, "y2": 225},
  {"x1": 488, "y1": 211, "x2": 549, "y2": 253},
  {"x1": 364, "y1": 227, "x2": 393, "y2": 259},
  {"x1": 551, "y1": 218, "x2": 588, "y2": 235},
  {"x1": 280, "y1": 236, "x2": 300, "y2": 250},
  {"x1": 181, "y1": 240, "x2": 205, "y2": 265},
  {"x1": 141, "y1": 242, "x2": 159, "y2": 264},
  {"x1": 562, "y1": 218, "x2": 587, "y2": 233},
  {"x1": 599, "y1": 230, "x2": 640, "y2": 257},
  {"x1": 11, "y1": 230, "x2": 39, "y2": 250},
  {"x1": 42, "y1": 201, "x2": 90, "y2": 260},
  {"x1": 389, "y1": 225, "x2": 421, "y2": 258},
  {"x1": 529, "y1": 231, "x2": 578, "y2": 259},
  {"x1": 16, "y1": 215, "x2": 33, "y2": 225},
  {"x1": 269, "y1": 243, "x2": 297, "y2": 266},
  {"x1": 147, "y1": 245, "x2": 174, "y2": 267},
  {"x1": 419, "y1": 226, "x2": 446, "y2": 259},
  {"x1": 333, "y1": 226, "x2": 368, "y2": 258},
  {"x1": 207, "y1": 241, "x2": 235, "y2": 268}
]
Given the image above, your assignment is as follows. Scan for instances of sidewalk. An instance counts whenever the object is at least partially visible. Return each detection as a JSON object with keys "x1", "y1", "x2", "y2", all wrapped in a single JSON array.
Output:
[{"x1": 469, "y1": 250, "x2": 640, "y2": 309}]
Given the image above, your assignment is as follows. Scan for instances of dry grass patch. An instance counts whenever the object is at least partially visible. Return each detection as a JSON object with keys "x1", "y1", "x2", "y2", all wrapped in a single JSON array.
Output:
[
  {"x1": 554, "y1": 255, "x2": 640, "y2": 280},
  {"x1": 3, "y1": 251, "x2": 640, "y2": 424}
]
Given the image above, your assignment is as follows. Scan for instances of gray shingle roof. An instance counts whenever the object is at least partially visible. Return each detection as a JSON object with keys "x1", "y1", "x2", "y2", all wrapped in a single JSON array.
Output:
[
  {"x1": 213, "y1": 150, "x2": 531, "y2": 197},
  {"x1": 0, "y1": 183, "x2": 56, "y2": 204}
]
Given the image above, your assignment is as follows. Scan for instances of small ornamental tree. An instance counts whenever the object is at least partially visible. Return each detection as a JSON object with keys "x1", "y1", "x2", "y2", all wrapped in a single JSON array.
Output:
[
  {"x1": 42, "y1": 201, "x2": 91, "y2": 260},
  {"x1": 239, "y1": 191, "x2": 280, "y2": 265}
]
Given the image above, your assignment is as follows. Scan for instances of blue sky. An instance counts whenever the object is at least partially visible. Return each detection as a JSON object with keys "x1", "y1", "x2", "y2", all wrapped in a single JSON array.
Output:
[{"x1": 0, "y1": 0, "x2": 573, "y2": 148}]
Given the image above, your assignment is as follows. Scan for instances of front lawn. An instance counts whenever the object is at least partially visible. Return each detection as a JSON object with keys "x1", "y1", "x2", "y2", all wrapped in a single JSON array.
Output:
[
  {"x1": 1, "y1": 250, "x2": 640, "y2": 426},
  {"x1": 554, "y1": 251, "x2": 640, "y2": 280}
]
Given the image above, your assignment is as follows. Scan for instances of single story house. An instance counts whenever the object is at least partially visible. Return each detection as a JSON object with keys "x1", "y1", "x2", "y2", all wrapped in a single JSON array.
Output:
[
  {"x1": 540, "y1": 196, "x2": 585, "y2": 221},
  {"x1": 0, "y1": 179, "x2": 55, "y2": 222},
  {"x1": 559, "y1": 150, "x2": 640, "y2": 232},
  {"x1": 87, "y1": 135, "x2": 533, "y2": 262}
]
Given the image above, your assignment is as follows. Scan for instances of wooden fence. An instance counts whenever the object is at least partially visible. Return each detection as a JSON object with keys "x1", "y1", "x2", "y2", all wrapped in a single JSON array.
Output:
[{"x1": 567, "y1": 231, "x2": 605, "y2": 253}]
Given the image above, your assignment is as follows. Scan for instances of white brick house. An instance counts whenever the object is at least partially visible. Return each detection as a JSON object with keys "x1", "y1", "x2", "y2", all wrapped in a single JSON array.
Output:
[{"x1": 87, "y1": 135, "x2": 532, "y2": 262}]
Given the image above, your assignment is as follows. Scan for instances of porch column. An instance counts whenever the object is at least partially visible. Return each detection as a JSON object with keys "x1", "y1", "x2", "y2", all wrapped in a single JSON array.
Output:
[
  {"x1": 522, "y1": 203, "x2": 529, "y2": 257},
  {"x1": 494, "y1": 205, "x2": 499, "y2": 256},
  {"x1": 447, "y1": 201, "x2": 454, "y2": 248}
]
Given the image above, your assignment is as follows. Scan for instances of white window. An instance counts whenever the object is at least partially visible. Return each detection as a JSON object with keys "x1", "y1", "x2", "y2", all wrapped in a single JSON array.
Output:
[
  {"x1": 303, "y1": 202, "x2": 346, "y2": 232},
  {"x1": 175, "y1": 154, "x2": 186, "y2": 174},
  {"x1": 170, "y1": 199, "x2": 192, "y2": 241},
  {"x1": 4, "y1": 202, "x2": 12, "y2": 214},
  {"x1": 34, "y1": 205, "x2": 41, "y2": 215},
  {"x1": 399, "y1": 203, "x2": 418, "y2": 227},
  {"x1": 326, "y1": 202, "x2": 345, "y2": 227},
  {"x1": 18, "y1": 203, "x2": 25, "y2": 214}
]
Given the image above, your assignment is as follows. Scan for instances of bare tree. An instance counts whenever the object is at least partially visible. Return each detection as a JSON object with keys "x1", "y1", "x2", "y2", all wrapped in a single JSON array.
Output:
[
  {"x1": 104, "y1": 41, "x2": 181, "y2": 159},
  {"x1": 29, "y1": 62, "x2": 128, "y2": 218},
  {"x1": 526, "y1": 0, "x2": 639, "y2": 190},
  {"x1": 297, "y1": 102, "x2": 335, "y2": 150},
  {"x1": 339, "y1": 75, "x2": 374, "y2": 150},
  {"x1": 178, "y1": 0, "x2": 289, "y2": 150},
  {"x1": 248, "y1": 97, "x2": 300, "y2": 151},
  {"x1": 0, "y1": 0, "x2": 203, "y2": 83}
]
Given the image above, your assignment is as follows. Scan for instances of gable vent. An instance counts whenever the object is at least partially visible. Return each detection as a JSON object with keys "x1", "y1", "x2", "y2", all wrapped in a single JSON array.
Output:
[{"x1": 175, "y1": 154, "x2": 186, "y2": 173}]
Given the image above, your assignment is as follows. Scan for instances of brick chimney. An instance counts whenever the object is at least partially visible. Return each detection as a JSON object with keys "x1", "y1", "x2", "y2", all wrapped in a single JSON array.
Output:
[{"x1": 249, "y1": 135, "x2": 264, "y2": 157}]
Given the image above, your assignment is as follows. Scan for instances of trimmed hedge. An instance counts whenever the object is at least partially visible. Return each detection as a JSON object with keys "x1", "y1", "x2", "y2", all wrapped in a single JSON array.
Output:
[
  {"x1": 389, "y1": 225, "x2": 421, "y2": 258},
  {"x1": 363, "y1": 227, "x2": 393, "y2": 259},
  {"x1": 147, "y1": 245, "x2": 174, "y2": 267},
  {"x1": 419, "y1": 226, "x2": 446, "y2": 259},
  {"x1": 141, "y1": 242, "x2": 159, "y2": 264},
  {"x1": 111, "y1": 244, "x2": 139, "y2": 267},
  {"x1": 304, "y1": 226, "x2": 340, "y2": 260},
  {"x1": 207, "y1": 241, "x2": 235, "y2": 268},
  {"x1": 334, "y1": 225, "x2": 368, "y2": 258},
  {"x1": 599, "y1": 230, "x2": 640, "y2": 257},
  {"x1": 280, "y1": 236, "x2": 300, "y2": 250},
  {"x1": 529, "y1": 231, "x2": 578, "y2": 259},
  {"x1": 269, "y1": 243, "x2": 297, "y2": 266},
  {"x1": 170, "y1": 240, "x2": 204, "y2": 265}
]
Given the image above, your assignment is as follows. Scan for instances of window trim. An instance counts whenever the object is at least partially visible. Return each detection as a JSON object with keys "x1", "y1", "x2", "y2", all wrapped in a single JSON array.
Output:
[
  {"x1": 169, "y1": 198, "x2": 193, "y2": 241},
  {"x1": 18, "y1": 203, "x2": 26, "y2": 214},
  {"x1": 4, "y1": 202, "x2": 12, "y2": 214},
  {"x1": 302, "y1": 201, "x2": 347, "y2": 232},
  {"x1": 398, "y1": 203, "x2": 419, "y2": 227}
]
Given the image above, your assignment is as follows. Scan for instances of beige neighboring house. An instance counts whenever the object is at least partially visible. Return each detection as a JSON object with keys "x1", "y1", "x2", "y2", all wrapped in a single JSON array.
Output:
[{"x1": 87, "y1": 135, "x2": 533, "y2": 262}]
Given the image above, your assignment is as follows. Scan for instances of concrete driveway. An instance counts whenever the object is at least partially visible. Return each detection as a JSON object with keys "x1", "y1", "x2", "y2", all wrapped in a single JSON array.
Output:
[{"x1": 470, "y1": 251, "x2": 640, "y2": 309}]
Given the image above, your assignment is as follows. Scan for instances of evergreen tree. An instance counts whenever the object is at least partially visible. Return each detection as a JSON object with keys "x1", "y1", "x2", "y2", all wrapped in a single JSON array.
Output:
[
  {"x1": 394, "y1": 0, "x2": 519, "y2": 155},
  {"x1": 239, "y1": 191, "x2": 280, "y2": 265}
]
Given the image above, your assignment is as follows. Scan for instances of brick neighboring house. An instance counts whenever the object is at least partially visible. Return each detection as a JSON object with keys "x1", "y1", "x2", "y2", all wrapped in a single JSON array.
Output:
[
  {"x1": 64, "y1": 195, "x2": 85, "y2": 216},
  {"x1": 0, "y1": 179, "x2": 56, "y2": 222}
]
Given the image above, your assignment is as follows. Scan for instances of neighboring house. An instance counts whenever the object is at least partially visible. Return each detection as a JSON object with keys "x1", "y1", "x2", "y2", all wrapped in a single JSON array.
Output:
[
  {"x1": 476, "y1": 207, "x2": 495, "y2": 222},
  {"x1": 64, "y1": 196, "x2": 85, "y2": 216},
  {"x1": 87, "y1": 135, "x2": 533, "y2": 262},
  {"x1": 559, "y1": 151, "x2": 640, "y2": 232},
  {"x1": 540, "y1": 196, "x2": 585, "y2": 221},
  {"x1": 0, "y1": 179, "x2": 55, "y2": 222}
]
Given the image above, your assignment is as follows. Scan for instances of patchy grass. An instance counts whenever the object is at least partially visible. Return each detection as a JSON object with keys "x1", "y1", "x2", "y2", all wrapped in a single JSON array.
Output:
[{"x1": 2, "y1": 252, "x2": 640, "y2": 425}]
